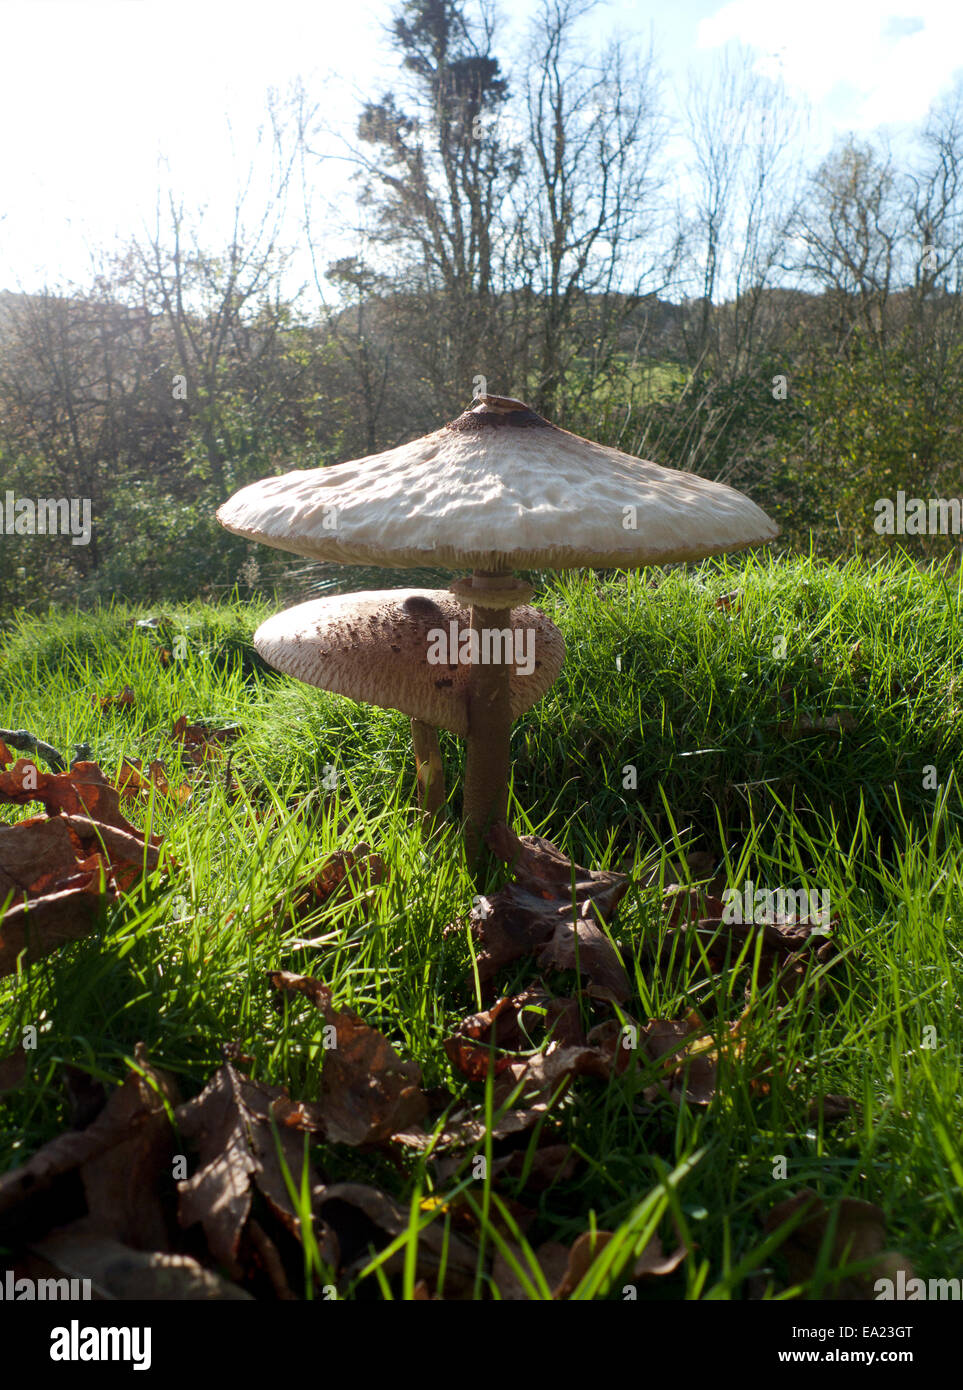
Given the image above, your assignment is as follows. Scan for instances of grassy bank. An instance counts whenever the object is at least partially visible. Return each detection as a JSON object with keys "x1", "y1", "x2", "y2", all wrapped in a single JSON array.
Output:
[{"x1": 1, "y1": 550, "x2": 961, "y2": 1298}]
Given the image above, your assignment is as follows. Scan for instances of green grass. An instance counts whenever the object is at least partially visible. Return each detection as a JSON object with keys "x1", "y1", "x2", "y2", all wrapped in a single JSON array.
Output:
[{"x1": 1, "y1": 549, "x2": 962, "y2": 1299}]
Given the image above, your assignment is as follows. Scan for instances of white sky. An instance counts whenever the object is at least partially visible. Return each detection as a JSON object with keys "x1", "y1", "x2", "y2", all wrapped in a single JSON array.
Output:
[
  {"x1": 698, "y1": 0, "x2": 963, "y2": 129},
  {"x1": 0, "y1": 0, "x2": 960, "y2": 296}
]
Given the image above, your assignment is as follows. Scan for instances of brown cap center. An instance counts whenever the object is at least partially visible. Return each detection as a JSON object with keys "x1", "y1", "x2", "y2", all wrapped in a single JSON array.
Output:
[{"x1": 446, "y1": 394, "x2": 553, "y2": 432}]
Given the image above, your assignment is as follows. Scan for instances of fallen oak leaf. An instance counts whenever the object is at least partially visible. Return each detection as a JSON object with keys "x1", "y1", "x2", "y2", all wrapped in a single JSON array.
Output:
[
  {"x1": 640, "y1": 1017, "x2": 720, "y2": 1107},
  {"x1": 170, "y1": 715, "x2": 241, "y2": 745},
  {"x1": 93, "y1": 685, "x2": 136, "y2": 710},
  {"x1": 659, "y1": 883, "x2": 838, "y2": 1001},
  {"x1": 0, "y1": 1044, "x2": 178, "y2": 1240},
  {"x1": 443, "y1": 989, "x2": 557, "y2": 1081},
  {"x1": 76, "y1": 1067, "x2": 181, "y2": 1252},
  {"x1": 493, "y1": 1228, "x2": 615, "y2": 1300},
  {"x1": 465, "y1": 825, "x2": 631, "y2": 1000},
  {"x1": 60, "y1": 815, "x2": 163, "y2": 890},
  {"x1": 553, "y1": 1229, "x2": 614, "y2": 1297},
  {"x1": 230, "y1": 851, "x2": 388, "y2": 938},
  {"x1": 632, "y1": 1231, "x2": 688, "y2": 1280},
  {"x1": 662, "y1": 885, "x2": 728, "y2": 933},
  {"x1": 115, "y1": 757, "x2": 191, "y2": 807},
  {"x1": 0, "y1": 815, "x2": 97, "y2": 898},
  {"x1": 806, "y1": 1093, "x2": 858, "y2": 1125},
  {"x1": 61, "y1": 1064, "x2": 108, "y2": 1129},
  {"x1": 0, "y1": 883, "x2": 105, "y2": 978},
  {"x1": 447, "y1": 1009, "x2": 651, "y2": 1117},
  {"x1": 490, "y1": 1142, "x2": 577, "y2": 1192},
  {"x1": 0, "y1": 811, "x2": 162, "y2": 910},
  {"x1": 26, "y1": 1229, "x2": 253, "y2": 1300},
  {"x1": 492, "y1": 1035, "x2": 631, "y2": 1112},
  {"x1": 493, "y1": 1239, "x2": 571, "y2": 1300},
  {"x1": 714, "y1": 589, "x2": 742, "y2": 614},
  {"x1": 764, "y1": 1188, "x2": 912, "y2": 1299},
  {"x1": 318, "y1": 1182, "x2": 478, "y2": 1294},
  {"x1": 248, "y1": 1216, "x2": 298, "y2": 1300},
  {"x1": 0, "y1": 1044, "x2": 28, "y2": 1095},
  {"x1": 170, "y1": 716, "x2": 242, "y2": 764},
  {"x1": 638, "y1": 1009, "x2": 750, "y2": 1108},
  {"x1": 175, "y1": 1061, "x2": 334, "y2": 1280},
  {"x1": 495, "y1": 1221, "x2": 688, "y2": 1300},
  {"x1": 267, "y1": 845, "x2": 388, "y2": 932},
  {"x1": 267, "y1": 971, "x2": 426, "y2": 1145},
  {"x1": 0, "y1": 758, "x2": 161, "y2": 846},
  {"x1": 535, "y1": 905, "x2": 632, "y2": 1003},
  {"x1": 393, "y1": 1101, "x2": 561, "y2": 1153}
]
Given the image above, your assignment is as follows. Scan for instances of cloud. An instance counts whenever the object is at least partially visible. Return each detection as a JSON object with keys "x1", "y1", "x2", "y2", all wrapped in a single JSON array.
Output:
[{"x1": 698, "y1": 1, "x2": 963, "y2": 129}]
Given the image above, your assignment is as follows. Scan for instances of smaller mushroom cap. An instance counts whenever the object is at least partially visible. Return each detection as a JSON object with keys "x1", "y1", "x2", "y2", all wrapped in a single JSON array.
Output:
[{"x1": 254, "y1": 589, "x2": 565, "y2": 737}]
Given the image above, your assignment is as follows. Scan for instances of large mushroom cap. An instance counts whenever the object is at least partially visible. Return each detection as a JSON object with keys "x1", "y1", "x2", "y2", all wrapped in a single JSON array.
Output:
[
  {"x1": 217, "y1": 395, "x2": 779, "y2": 571},
  {"x1": 254, "y1": 589, "x2": 565, "y2": 737}
]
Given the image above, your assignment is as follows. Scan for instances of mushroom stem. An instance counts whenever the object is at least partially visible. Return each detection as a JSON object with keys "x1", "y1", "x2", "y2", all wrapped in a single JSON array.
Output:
[
  {"x1": 411, "y1": 717, "x2": 446, "y2": 827},
  {"x1": 463, "y1": 570, "x2": 515, "y2": 874}
]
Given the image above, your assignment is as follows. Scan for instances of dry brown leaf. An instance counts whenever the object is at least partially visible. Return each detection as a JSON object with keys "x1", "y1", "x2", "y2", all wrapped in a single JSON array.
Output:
[
  {"x1": 268, "y1": 971, "x2": 426, "y2": 1145},
  {"x1": 394, "y1": 1101, "x2": 560, "y2": 1153},
  {"x1": 0, "y1": 1044, "x2": 28, "y2": 1095},
  {"x1": 639, "y1": 1011, "x2": 748, "y2": 1107},
  {"x1": 115, "y1": 757, "x2": 191, "y2": 806},
  {"x1": 443, "y1": 989, "x2": 557, "y2": 1081},
  {"x1": 553, "y1": 1229, "x2": 614, "y2": 1297},
  {"x1": 493, "y1": 1228, "x2": 614, "y2": 1299},
  {"x1": 806, "y1": 1093, "x2": 857, "y2": 1125},
  {"x1": 285, "y1": 846, "x2": 387, "y2": 922},
  {"x1": 0, "y1": 884, "x2": 104, "y2": 978},
  {"x1": 715, "y1": 590, "x2": 742, "y2": 614},
  {"x1": 464, "y1": 826, "x2": 631, "y2": 1001},
  {"x1": 93, "y1": 685, "x2": 136, "y2": 710},
  {"x1": 659, "y1": 883, "x2": 838, "y2": 1002},
  {"x1": 27, "y1": 1229, "x2": 253, "y2": 1300},
  {"x1": 633, "y1": 1231, "x2": 688, "y2": 1279},
  {"x1": 175, "y1": 1061, "x2": 334, "y2": 1279},
  {"x1": 493, "y1": 1043, "x2": 616, "y2": 1111},
  {"x1": 170, "y1": 716, "x2": 241, "y2": 764},
  {"x1": 318, "y1": 1182, "x2": 478, "y2": 1296},
  {"x1": 77, "y1": 1063, "x2": 180, "y2": 1250},
  {"x1": 0, "y1": 815, "x2": 95, "y2": 898},
  {"x1": 491, "y1": 1142, "x2": 577, "y2": 1192},
  {"x1": 0, "y1": 1044, "x2": 177, "y2": 1237},
  {"x1": 764, "y1": 1188, "x2": 912, "y2": 1298},
  {"x1": 0, "y1": 758, "x2": 162, "y2": 845},
  {"x1": 61, "y1": 1064, "x2": 108, "y2": 1129},
  {"x1": 0, "y1": 806, "x2": 163, "y2": 977}
]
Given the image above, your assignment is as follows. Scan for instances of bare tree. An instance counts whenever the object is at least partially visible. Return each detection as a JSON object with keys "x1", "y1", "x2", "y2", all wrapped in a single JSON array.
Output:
[
  {"x1": 905, "y1": 81, "x2": 963, "y2": 341},
  {"x1": 322, "y1": 0, "x2": 521, "y2": 412},
  {"x1": 788, "y1": 136, "x2": 905, "y2": 351},
  {"x1": 513, "y1": 0, "x2": 672, "y2": 416},
  {"x1": 679, "y1": 45, "x2": 804, "y2": 381}
]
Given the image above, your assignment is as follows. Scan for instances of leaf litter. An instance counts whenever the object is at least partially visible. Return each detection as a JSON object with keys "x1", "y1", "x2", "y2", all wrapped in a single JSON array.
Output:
[{"x1": 0, "y1": 737, "x2": 898, "y2": 1299}]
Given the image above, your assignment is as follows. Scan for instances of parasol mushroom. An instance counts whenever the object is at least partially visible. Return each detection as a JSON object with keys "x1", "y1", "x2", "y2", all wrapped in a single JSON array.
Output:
[
  {"x1": 218, "y1": 394, "x2": 779, "y2": 866},
  {"x1": 252, "y1": 588, "x2": 565, "y2": 826}
]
